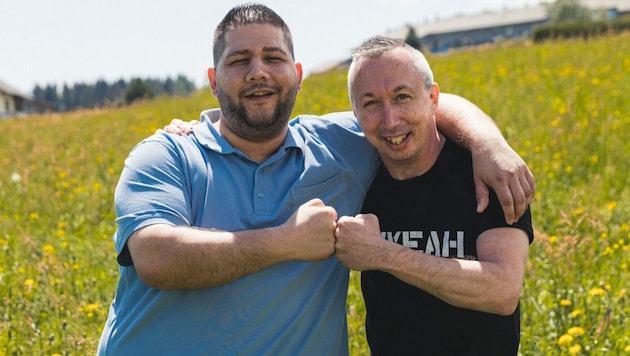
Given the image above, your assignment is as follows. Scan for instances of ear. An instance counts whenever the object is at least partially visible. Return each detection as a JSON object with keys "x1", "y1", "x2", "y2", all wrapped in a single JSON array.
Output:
[
  {"x1": 295, "y1": 62, "x2": 304, "y2": 93},
  {"x1": 430, "y1": 83, "x2": 440, "y2": 110},
  {"x1": 208, "y1": 67, "x2": 218, "y2": 96}
]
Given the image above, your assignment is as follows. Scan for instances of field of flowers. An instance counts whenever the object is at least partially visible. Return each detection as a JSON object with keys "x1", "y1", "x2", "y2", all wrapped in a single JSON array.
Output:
[{"x1": 1, "y1": 33, "x2": 628, "y2": 354}]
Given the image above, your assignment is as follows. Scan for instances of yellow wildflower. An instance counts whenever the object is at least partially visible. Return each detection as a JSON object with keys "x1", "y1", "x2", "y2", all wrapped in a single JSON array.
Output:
[
  {"x1": 567, "y1": 327, "x2": 585, "y2": 336},
  {"x1": 42, "y1": 244, "x2": 55, "y2": 254},
  {"x1": 588, "y1": 287, "x2": 606, "y2": 296},
  {"x1": 560, "y1": 299, "x2": 572, "y2": 307},
  {"x1": 570, "y1": 309, "x2": 584, "y2": 318},
  {"x1": 85, "y1": 303, "x2": 100, "y2": 312},
  {"x1": 557, "y1": 334, "x2": 573, "y2": 346},
  {"x1": 568, "y1": 344, "x2": 582, "y2": 355}
]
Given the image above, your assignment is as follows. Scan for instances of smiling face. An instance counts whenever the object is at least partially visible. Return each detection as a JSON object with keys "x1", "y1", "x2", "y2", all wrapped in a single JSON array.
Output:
[
  {"x1": 350, "y1": 47, "x2": 441, "y2": 179},
  {"x1": 208, "y1": 24, "x2": 303, "y2": 143}
]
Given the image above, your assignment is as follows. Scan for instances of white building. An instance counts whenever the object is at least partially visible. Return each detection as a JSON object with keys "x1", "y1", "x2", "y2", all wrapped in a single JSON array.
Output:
[
  {"x1": 386, "y1": 0, "x2": 630, "y2": 53},
  {"x1": 0, "y1": 80, "x2": 54, "y2": 118}
]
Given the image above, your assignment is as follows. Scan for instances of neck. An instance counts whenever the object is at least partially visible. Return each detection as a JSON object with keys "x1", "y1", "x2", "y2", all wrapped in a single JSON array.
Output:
[
  {"x1": 385, "y1": 132, "x2": 445, "y2": 181},
  {"x1": 214, "y1": 120, "x2": 287, "y2": 163}
]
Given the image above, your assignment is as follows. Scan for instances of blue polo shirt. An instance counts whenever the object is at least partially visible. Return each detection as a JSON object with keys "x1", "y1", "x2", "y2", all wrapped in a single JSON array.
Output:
[{"x1": 98, "y1": 110, "x2": 380, "y2": 355}]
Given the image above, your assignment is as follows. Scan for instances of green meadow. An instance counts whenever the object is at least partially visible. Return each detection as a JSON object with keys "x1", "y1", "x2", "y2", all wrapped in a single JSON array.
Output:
[{"x1": 1, "y1": 33, "x2": 629, "y2": 355}]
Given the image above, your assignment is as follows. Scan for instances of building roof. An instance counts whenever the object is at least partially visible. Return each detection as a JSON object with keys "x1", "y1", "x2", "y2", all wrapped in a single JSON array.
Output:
[
  {"x1": 418, "y1": 6, "x2": 546, "y2": 37},
  {"x1": 581, "y1": 0, "x2": 630, "y2": 12},
  {"x1": 0, "y1": 79, "x2": 30, "y2": 98},
  {"x1": 386, "y1": 0, "x2": 630, "y2": 39}
]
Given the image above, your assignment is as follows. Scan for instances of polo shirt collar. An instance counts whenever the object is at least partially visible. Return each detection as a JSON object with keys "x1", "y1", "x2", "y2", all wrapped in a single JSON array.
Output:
[{"x1": 193, "y1": 109, "x2": 302, "y2": 158}]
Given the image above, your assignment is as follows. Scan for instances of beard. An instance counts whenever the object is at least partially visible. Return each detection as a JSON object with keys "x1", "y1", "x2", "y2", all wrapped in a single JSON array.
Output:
[{"x1": 216, "y1": 83, "x2": 299, "y2": 143}]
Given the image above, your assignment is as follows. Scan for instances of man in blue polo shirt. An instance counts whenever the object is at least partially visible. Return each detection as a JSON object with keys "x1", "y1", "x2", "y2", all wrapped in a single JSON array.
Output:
[{"x1": 98, "y1": 4, "x2": 534, "y2": 355}]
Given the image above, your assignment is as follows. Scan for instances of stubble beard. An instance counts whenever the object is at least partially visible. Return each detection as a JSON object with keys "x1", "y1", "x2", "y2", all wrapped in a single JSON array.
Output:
[{"x1": 216, "y1": 83, "x2": 299, "y2": 143}]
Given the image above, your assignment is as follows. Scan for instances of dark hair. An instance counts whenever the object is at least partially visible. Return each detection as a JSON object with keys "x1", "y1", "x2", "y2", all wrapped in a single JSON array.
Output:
[{"x1": 213, "y1": 3, "x2": 295, "y2": 66}]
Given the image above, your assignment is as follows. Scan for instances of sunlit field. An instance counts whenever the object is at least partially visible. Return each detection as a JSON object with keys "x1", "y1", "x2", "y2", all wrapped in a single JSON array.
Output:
[{"x1": 1, "y1": 33, "x2": 629, "y2": 354}]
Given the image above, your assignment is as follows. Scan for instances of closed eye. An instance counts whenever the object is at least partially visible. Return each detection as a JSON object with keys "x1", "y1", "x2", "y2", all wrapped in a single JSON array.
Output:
[{"x1": 265, "y1": 56, "x2": 286, "y2": 63}]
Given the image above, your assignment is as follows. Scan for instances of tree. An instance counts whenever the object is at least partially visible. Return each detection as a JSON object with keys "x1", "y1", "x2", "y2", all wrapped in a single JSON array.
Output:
[
  {"x1": 94, "y1": 80, "x2": 109, "y2": 107},
  {"x1": 404, "y1": 25, "x2": 422, "y2": 50},
  {"x1": 125, "y1": 78, "x2": 153, "y2": 104},
  {"x1": 62, "y1": 84, "x2": 73, "y2": 111},
  {"x1": 546, "y1": 0, "x2": 594, "y2": 23},
  {"x1": 43, "y1": 85, "x2": 58, "y2": 105}
]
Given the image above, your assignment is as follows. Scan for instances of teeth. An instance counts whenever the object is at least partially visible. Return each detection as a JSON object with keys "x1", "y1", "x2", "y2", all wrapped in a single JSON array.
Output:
[{"x1": 386, "y1": 134, "x2": 407, "y2": 145}]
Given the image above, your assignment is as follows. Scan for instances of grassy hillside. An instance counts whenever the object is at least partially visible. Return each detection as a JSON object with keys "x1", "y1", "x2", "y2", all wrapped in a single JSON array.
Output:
[{"x1": 1, "y1": 33, "x2": 629, "y2": 354}]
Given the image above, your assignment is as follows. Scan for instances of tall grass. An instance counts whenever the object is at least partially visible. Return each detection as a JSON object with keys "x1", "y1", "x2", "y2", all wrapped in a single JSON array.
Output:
[{"x1": 1, "y1": 33, "x2": 629, "y2": 354}]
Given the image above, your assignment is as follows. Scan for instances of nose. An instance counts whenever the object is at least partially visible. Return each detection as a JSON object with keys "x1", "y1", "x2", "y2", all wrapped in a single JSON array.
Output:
[
  {"x1": 382, "y1": 103, "x2": 399, "y2": 128},
  {"x1": 246, "y1": 58, "x2": 269, "y2": 82}
]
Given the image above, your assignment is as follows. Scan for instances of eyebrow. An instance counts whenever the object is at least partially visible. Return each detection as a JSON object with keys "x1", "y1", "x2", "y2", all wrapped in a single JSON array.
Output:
[
  {"x1": 225, "y1": 46, "x2": 288, "y2": 59},
  {"x1": 359, "y1": 85, "x2": 410, "y2": 100}
]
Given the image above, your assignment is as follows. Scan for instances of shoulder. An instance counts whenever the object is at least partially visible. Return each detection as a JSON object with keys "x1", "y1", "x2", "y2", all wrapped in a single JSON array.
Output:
[{"x1": 290, "y1": 111, "x2": 360, "y2": 133}]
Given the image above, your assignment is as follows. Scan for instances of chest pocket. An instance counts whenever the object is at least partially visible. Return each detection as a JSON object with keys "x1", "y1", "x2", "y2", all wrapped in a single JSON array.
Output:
[{"x1": 290, "y1": 170, "x2": 349, "y2": 216}]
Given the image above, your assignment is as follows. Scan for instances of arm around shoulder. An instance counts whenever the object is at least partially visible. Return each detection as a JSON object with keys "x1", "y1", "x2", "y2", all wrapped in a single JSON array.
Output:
[{"x1": 435, "y1": 93, "x2": 535, "y2": 224}]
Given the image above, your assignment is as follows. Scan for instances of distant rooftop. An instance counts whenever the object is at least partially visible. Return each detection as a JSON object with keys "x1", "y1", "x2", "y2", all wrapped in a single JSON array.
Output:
[
  {"x1": 0, "y1": 79, "x2": 29, "y2": 97},
  {"x1": 386, "y1": 0, "x2": 630, "y2": 38}
]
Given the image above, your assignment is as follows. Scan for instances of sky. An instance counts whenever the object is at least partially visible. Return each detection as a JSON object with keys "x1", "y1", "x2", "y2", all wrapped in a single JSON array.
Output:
[{"x1": 1, "y1": 0, "x2": 544, "y2": 94}]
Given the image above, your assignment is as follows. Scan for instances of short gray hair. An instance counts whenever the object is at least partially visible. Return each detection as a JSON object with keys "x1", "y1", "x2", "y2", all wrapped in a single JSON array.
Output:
[{"x1": 348, "y1": 36, "x2": 434, "y2": 100}]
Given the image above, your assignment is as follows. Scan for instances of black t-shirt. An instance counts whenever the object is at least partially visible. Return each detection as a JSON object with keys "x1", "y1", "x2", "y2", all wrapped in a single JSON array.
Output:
[{"x1": 361, "y1": 139, "x2": 533, "y2": 356}]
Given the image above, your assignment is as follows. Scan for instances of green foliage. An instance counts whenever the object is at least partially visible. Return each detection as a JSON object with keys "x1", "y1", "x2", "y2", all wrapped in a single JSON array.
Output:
[
  {"x1": 0, "y1": 90, "x2": 212, "y2": 354},
  {"x1": 404, "y1": 25, "x2": 422, "y2": 50},
  {"x1": 125, "y1": 78, "x2": 154, "y2": 104},
  {"x1": 33, "y1": 75, "x2": 197, "y2": 111},
  {"x1": 1, "y1": 34, "x2": 630, "y2": 354},
  {"x1": 429, "y1": 34, "x2": 630, "y2": 354},
  {"x1": 546, "y1": 0, "x2": 595, "y2": 23},
  {"x1": 532, "y1": 16, "x2": 630, "y2": 42}
]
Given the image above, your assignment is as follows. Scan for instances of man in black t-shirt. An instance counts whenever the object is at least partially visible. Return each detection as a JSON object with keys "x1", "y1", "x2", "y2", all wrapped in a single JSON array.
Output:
[{"x1": 335, "y1": 36, "x2": 533, "y2": 355}]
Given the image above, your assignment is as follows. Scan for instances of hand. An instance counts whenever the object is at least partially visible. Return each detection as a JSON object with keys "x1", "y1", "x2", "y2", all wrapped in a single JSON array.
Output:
[
  {"x1": 335, "y1": 214, "x2": 386, "y2": 271},
  {"x1": 472, "y1": 141, "x2": 535, "y2": 225},
  {"x1": 156, "y1": 118, "x2": 199, "y2": 135},
  {"x1": 282, "y1": 199, "x2": 338, "y2": 262}
]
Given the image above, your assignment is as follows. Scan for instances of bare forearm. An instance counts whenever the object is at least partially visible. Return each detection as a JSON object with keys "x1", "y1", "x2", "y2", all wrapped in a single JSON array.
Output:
[
  {"x1": 379, "y1": 248, "x2": 518, "y2": 315},
  {"x1": 127, "y1": 199, "x2": 338, "y2": 290},
  {"x1": 374, "y1": 231, "x2": 529, "y2": 315},
  {"x1": 435, "y1": 93, "x2": 535, "y2": 223},
  {"x1": 435, "y1": 93, "x2": 505, "y2": 152},
  {"x1": 128, "y1": 224, "x2": 291, "y2": 290}
]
